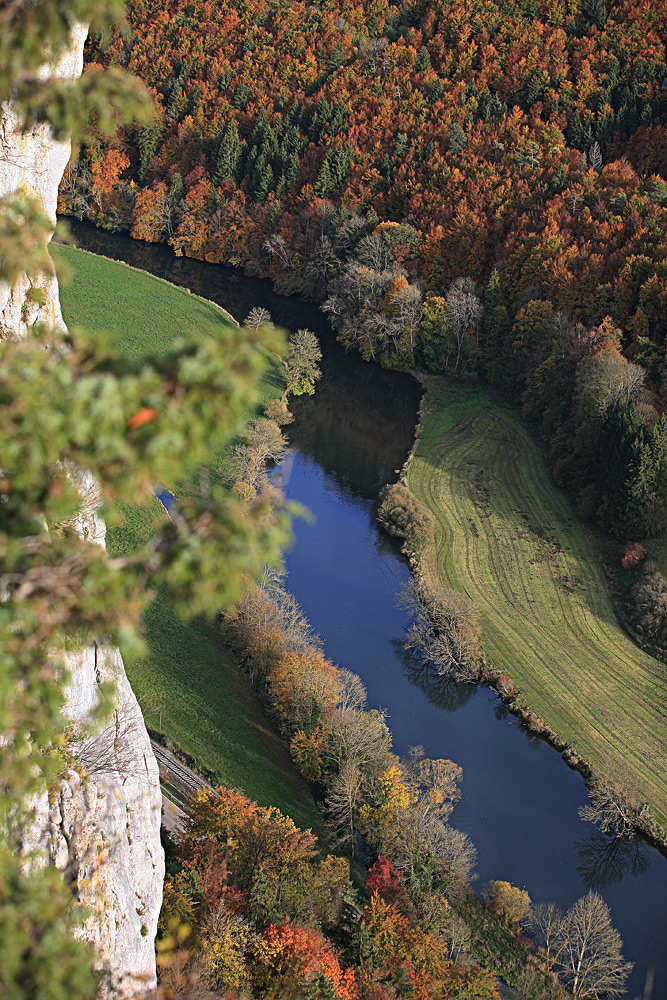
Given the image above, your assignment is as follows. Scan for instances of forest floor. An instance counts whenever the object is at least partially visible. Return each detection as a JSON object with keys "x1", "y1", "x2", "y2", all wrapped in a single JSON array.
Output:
[
  {"x1": 54, "y1": 244, "x2": 327, "y2": 842},
  {"x1": 407, "y1": 376, "x2": 667, "y2": 834}
]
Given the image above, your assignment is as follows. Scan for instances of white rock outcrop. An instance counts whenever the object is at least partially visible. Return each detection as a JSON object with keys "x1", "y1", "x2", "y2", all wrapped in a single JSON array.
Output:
[
  {"x1": 1, "y1": 26, "x2": 164, "y2": 996},
  {"x1": 0, "y1": 23, "x2": 87, "y2": 336}
]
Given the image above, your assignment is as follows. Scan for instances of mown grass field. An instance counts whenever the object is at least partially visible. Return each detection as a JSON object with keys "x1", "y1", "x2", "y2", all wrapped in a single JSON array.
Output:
[
  {"x1": 409, "y1": 378, "x2": 667, "y2": 832},
  {"x1": 54, "y1": 244, "x2": 327, "y2": 841}
]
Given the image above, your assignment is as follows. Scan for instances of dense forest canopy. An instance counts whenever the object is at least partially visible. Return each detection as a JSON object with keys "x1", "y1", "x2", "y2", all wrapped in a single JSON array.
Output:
[{"x1": 62, "y1": 0, "x2": 667, "y2": 539}]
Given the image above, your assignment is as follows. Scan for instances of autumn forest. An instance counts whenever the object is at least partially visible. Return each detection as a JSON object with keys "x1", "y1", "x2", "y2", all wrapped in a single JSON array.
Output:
[
  {"x1": 49, "y1": 1, "x2": 667, "y2": 996},
  {"x1": 59, "y1": 0, "x2": 667, "y2": 547}
]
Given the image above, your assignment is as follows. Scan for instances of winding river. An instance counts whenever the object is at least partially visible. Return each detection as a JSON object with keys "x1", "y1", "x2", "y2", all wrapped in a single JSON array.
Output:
[{"x1": 66, "y1": 220, "x2": 666, "y2": 998}]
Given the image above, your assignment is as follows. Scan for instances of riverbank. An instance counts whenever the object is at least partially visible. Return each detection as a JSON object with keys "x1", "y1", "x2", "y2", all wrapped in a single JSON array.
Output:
[
  {"x1": 54, "y1": 243, "x2": 327, "y2": 840},
  {"x1": 60, "y1": 222, "x2": 667, "y2": 996},
  {"x1": 401, "y1": 374, "x2": 667, "y2": 845}
]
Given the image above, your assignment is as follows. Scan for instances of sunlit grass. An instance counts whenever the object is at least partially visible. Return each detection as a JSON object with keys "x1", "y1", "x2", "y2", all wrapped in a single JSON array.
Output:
[
  {"x1": 55, "y1": 244, "x2": 326, "y2": 841},
  {"x1": 409, "y1": 378, "x2": 667, "y2": 832}
]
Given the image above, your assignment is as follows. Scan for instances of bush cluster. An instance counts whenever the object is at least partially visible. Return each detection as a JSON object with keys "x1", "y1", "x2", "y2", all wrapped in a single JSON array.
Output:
[{"x1": 377, "y1": 482, "x2": 433, "y2": 543}]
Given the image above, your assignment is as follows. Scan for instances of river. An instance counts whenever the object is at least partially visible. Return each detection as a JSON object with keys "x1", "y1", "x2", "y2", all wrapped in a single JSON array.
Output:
[{"x1": 65, "y1": 219, "x2": 666, "y2": 998}]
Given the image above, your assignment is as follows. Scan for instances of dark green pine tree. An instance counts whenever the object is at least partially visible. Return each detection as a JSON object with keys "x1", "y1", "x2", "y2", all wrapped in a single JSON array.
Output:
[
  {"x1": 253, "y1": 161, "x2": 275, "y2": 202},
  {"x1": 429, "y1": 78, "x2": 443, "y2": 104},
  {"x1": 624, "y1": 416, "x2": 667, "y2": 537},
  {"x1": 314, "y1": 155, "x2": 334, "y2": 197},
  {"x1": 568, "y1": 109, "x2": 584, "y2": 149},
  {"x1": 448, "y1": 123, "x2": 468, "y2": 153},
  {"x1": 394, "y1": 133, "x2": 409, "y2": 158},
  {"x1": 329, "y1": 101, "x2": 345, "y2": 136},
  {"x1": 551, "y1": 163, "x2": 568, "y2": 194},
  {"x1": 308, "y1": 97, "x2": 332, "y2": 143},
  {"x1": 481, "y1": 269, "x2": 511, "y2": 385},
  {"x1": 591, "y1": 407, "x2": 640, "y2": 535},
  {"x1": 283, "y1": 151, "x2": 301, "y2": 192},
  {"x1": 233, "y1": 81, "x2": 249, "y2": 110},
  {"x1": 414, "y1": 46, "x2": 430, "y2": 72},
  {"x1": 478, "y1": 86, "x2": 492, "y2": 120},
  {"x1": 280, "y1": 124, "x2": 300, "y2": 160},
  {"x1": 329, "y1": 40, "x2": 345, "y2": 71},
  {"x1": 596, "y1": 105, "x2": 615, "y2": 146},
  {"x1": 527, "y1": 74, "x2": 542, "y2": 106},
  {"x1": 168, "y1": 171, "x2": 184, "y2": 208},
  {"x1": 136, "y1": 119, "x2": 164, "y2": 181},
  {"x1": 379, "y1": 153, "x2": 391, "y2": 180},
  {"x1": 251, "y1": 109, "x2": 270, "y2": 147},
  {"x1": 214, "y1": 121, "x2": 244, "y2": 185}
]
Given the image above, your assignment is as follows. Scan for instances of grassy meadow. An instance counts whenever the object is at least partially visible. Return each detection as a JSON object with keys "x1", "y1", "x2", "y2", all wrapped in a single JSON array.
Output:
[
  {"x1": 408, "y1": 378, "x2": 667, "y2": 832},
  {"x1": 54, "y1": 244, "x2": 326, "y2": 841}
]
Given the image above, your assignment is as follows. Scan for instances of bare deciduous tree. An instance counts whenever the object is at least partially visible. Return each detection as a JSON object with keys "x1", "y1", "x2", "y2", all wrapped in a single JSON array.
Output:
[
  {"x1": 244, "y1": 307, "x2": 272, "y2": 331},
  {"x1": 336, "y1": 668, "x2": 368, "y2": 713},
  {"x1": 389, "y1": 810, "x2": 477, "y2": 901},
  {"x1": 444, "y1": 277, "x2": 483, "y2": 374},
  {"x1": 554, "y1": 892, "x2": 632, "y2": 999},
  {"x1": 631, "y1": 562, "x2": 667, "y2": 650},
  {"x1": 323, "y1": 261, "x2": 402, "y2": 361},
  {"x1": 579, "y1": 766, "x2": 650, "y2": 837},
  {"x1": 333, "y1": 213, "x2": 368, "y2": 255},
  {"x1": 447, "y1": 913, "x2": 471, "y2": 962},
  {"x1": 304, "y1": 235, "x2": 340, "y2": 297},
  {"x1": 326, "y1": 760, "x2": 364, "y2": 855},
  {"x1": 325, "y1": 705, "x2": 392, "y2": 774},
  {"x1": 356, "y1": 233, "x2": 392, "y2": 272},
  {"x1": 226, "y1": 418, "x2": 287, "y2": 497},
  {"x1": 399, "y1": 582, "x2": 483, "y2": 681},
  {"x1": 358, "y1": 35, "x2": 388, "y2": 74},
  {"x1": 531, "y1": 900, "x2": 565, "y2": 981},
  {"x1": 578, "y1": 350, "x2": 646, "y2": 416},
  {"x1": 386, "y1": 280, "x2": 423, "y2": 355},
  {"x1": 263, "y1": 234, "x2": 294, "y2": 273}
]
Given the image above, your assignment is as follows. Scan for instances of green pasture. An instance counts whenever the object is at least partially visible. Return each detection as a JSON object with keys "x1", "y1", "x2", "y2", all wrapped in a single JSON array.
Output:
[
  {"x1": 52, "y1": 242, "x2": 238, "y2": 361},
  {"x1": 54, "y1": 244, "x2": 326, "y2": 841},
  {"x1": 53, "y1": 244, "x2": 284, "y2": 553},
  {"x1": 409, "y1": 379, "x2": 667, "y2": 832}
]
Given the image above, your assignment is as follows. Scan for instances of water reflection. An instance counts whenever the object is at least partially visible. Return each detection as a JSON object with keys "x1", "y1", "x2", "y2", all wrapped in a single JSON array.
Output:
[
  {"x1": 67, "y1": 219, "x2": 667, "y2": 999},
  {"x1": 289, "y1": 356, "x2": 418, "y2": 499},
  {"x1": 575, "y1": 829, "x2": 651, "y2": 890},
  {"x1": 391, "y1": 638, "x2": 477, "y2": 713}
]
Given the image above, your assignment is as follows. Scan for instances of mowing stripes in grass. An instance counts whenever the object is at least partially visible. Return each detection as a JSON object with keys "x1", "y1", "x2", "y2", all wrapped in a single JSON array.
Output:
[{"x1": 410, "y1": 380, "x2": 667, "y2": 832}]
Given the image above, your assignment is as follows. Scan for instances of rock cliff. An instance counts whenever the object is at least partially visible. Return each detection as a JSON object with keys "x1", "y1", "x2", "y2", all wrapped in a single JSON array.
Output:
[
  {"x1": 1, "y1": 27, "x2": 164, "y2": 995},
  {"x1": 0, "y1": 23, "x2": 87, "y2": 336}
]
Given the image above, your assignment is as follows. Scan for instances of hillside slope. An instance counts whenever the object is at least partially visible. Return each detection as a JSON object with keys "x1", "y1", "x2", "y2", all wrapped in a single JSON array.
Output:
[{"x1": 55, "y1": 244, "x2": 326, "y2": 840}]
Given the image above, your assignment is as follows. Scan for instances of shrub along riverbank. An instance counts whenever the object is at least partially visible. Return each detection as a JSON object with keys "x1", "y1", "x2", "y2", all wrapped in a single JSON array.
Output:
[
  {"x1": 53, "y1": 243, "x2": 326, "y2": 839},
  {"x1": 402, "y1": 376, "x2": 667, "y2": 840},
  {"x1": 55, "y1": 244, "x2": 634, "y2": 998}
]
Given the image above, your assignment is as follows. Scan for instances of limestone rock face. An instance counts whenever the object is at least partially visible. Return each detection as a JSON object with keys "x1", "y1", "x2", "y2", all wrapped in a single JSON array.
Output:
[
  {"x1": 27, "y1": 644, "x2": 165, "y2": 996},
  {"x1": 0, "y1": 23, "x2": 86, "y2": 336},
  {"x1": 2, "y1": 26, "x2": 164, "y2": 996}
]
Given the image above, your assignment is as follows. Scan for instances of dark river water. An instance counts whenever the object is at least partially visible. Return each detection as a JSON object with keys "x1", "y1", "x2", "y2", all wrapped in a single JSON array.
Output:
[{"x1": 65, "y1": 220, "x2": 667, "y2": 999}]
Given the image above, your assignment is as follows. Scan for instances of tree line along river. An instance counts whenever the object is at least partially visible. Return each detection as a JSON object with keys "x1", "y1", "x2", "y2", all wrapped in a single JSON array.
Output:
[{"x1": 65, "y1": 219, "x2": 667, "y2": 999}]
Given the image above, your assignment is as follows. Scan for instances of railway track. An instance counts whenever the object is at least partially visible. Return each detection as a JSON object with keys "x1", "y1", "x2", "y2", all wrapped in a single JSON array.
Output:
[{"x1": 150, "y1": 738, "x2": 212, "y2": 810}]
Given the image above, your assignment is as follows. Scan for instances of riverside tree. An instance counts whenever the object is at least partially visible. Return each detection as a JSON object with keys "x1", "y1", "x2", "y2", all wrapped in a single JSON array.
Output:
[
  {"x1": 0, "y1": 2, "x2": 287, "y2": 995},
  {"x1": 531, "y1": 892, "x2": 632, "y2": 1000},
  {"x1": 284, "y1": 327, "x2": 322, "y2": 396}
]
